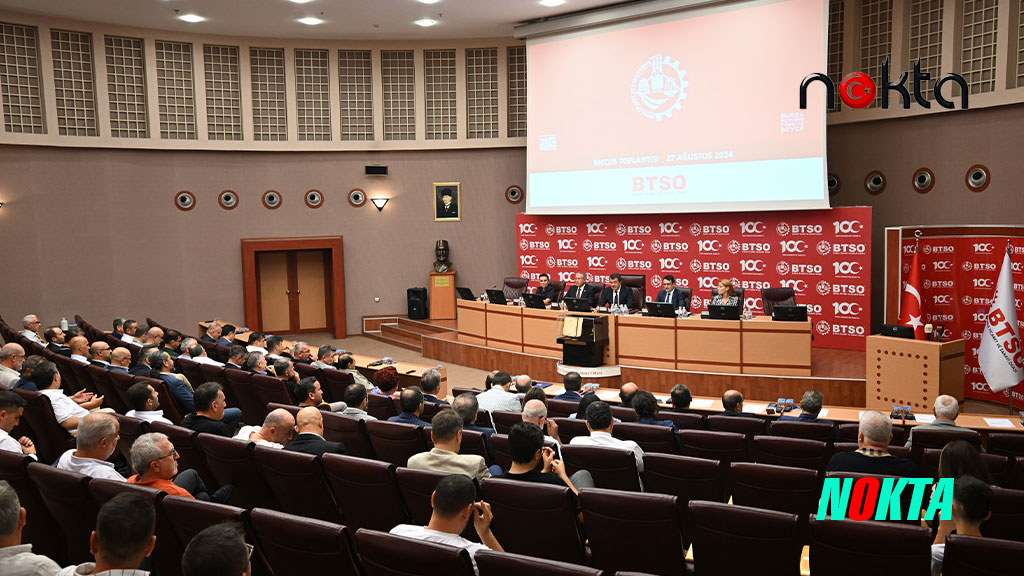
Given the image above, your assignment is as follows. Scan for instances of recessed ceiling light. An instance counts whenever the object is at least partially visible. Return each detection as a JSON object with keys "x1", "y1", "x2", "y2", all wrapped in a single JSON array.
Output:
[
  {"x1": 414, "y1": 18, "x2": 438, "y2": 27},
  {"x1": 540, "y1": 0, "x2": 566, "y2": 6},
  {"x1": 288, "y1": 0, "x2": 315, "y2": 4},
  {"x1": 298, "y1": 17, "x2": 324, "y2": 25},
  {"x1": 417, "y1": 0, "x2": 442, "y2": 4},
  {"x1": 178, "y1": 14, "x2": 205, "y2": 23}
]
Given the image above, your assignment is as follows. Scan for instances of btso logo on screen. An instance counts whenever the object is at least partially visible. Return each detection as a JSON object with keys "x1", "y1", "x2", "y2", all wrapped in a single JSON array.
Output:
[{"x1": 631, "y1": 54, "x2": 689, "y2": 121}]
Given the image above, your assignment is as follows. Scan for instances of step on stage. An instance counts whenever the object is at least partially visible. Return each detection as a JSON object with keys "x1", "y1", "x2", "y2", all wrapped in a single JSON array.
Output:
[{"x1": 418, "y1": 312, "x2": 867, "y2": 408}]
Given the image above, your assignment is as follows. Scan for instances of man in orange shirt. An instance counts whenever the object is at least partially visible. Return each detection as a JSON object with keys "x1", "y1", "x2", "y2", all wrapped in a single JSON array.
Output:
[{"x1": 127, "y1": 432, "x2": 232, "y2": 503}]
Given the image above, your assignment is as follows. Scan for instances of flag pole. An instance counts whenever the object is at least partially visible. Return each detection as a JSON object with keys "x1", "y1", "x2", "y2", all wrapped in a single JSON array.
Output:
[
  {"x1": 914, "y1": 229, "x2": 922, "y2": 254},
  {"x1": 1008, "y1": 239, "x2": 1015, "y2": 415}
]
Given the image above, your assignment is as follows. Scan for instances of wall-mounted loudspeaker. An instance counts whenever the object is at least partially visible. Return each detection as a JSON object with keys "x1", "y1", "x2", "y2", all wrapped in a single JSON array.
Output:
[
  {"x1": 348, "y1": 189, "x2": 366, "y2": 207},
  {"x1": 505, "y1": 185, "x2": 524, "y2": 204},
  {"x1": 407, "y1": 287, "x2": 428, "y2": 320},
  {"x1": 174, "y1": 191, "x2": 196, "y2": 211},
  {"x1": 305, "y1": 189, "x2": 324, "y2": 209},
  {"x1": 912, "y1": 168, "x2": 934, "y2": 193},
  {"x1": 864, "y1": 171, "x2": 886, "y2": 194},
  {"x1": 826, "y1": 174, "x2": 840, "y2": 195},
  {"x1": 262, "y1": 190, "x2": 282, "y2": 209},
  {"x1": 965, "y1": 164, "x2": 989, "y2": 192},
  {"x1": 365, "y1": 165, "x2": 388, "y2": 176},
  {"x1": 218, "y1": 190, "x2": 238, "y2": 210}
]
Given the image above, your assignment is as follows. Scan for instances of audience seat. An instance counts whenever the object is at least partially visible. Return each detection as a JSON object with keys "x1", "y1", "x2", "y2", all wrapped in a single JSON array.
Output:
[
  {"x1": 677, "y1": 430, "x2": 750, "y2": 467},
  {"x1": 490, "y1": 410, "x2": 523, "y2": 435},
  {"x1": 612, "y1": 422, "x2": 679, "y2": 454},
  {"x1": 921, "y1": 448, "x2": 1014, "y2": 488},
  {"x1": 546, "y1": 398, "x2": 578, "y2": 418},
  {"x1": 808, "y1": 518, "x2": 931, "y2": 576},
  {"x1": 84, "y1": 365, "x2": 128, "y2": 413},
  {"x1": 660, "y1": 411, "x2": 703, "y2": 430},
  {"x1": 11, "y1": 389, "x2": 75, "y2": 463},
  {"x1": 68, "y1": 361, "x2": 95, "y2": 395},
  {"x1": 26, "y1": 463, "x2": 98, "y2": 565},
  {"x1": 354, "y1": 529, "x2": 476, "y2": 576},
  {"x1": 194, "y1": 433, "x2": 275, "y2": 509},
  {"x1": 112, "y1": 414, "x2": 150, "y2": 474},
  {"x1": 140, "y1": 376, "x2": 185, "y2": 424},
  {"x1": 365, "y1": 420, "x2": 429, "y2": 467},
  {"x1": 173, "y1": 357, "x2": 204, "y2": 393},
  {"x1": 162, "y1": 496, "x2": 274, "y2": 576},
  {"x1": 250, "y1": 374, "x2": 294, "y2": 413},
  {"x1": 987, "y1": 432, "x2": 1024, "y2": 457},
  {"x1": 832, "y1": 442, "x2": 911, "y2": 459},
  {"x1": 293, "y1": 361, "x2": 320, "y2": 380},
  {"x1": 197, "y1": 363, "x2": 227, "y2": 387},
  {"x1": 367, "y1": 394, "x2": 399, "y2": 420},
  {"x1": 770, "y1": 420, "x2": 836, "y2": 443},
  {"x1": 580, "y1": 488, "x2": 686, "y2": 576},
  {"x1": 551, "y1": 417, "x2": 590, "y2": 444},
  {"x1": 632, "y1": 454, "x2": 727, "y2": 549},
  {"x1": 609, "y1": 405, "x2": 638, "y2": 422},
  {"x1": 419, "y1": 427, "x2": 491, "y2": 465},
  {"x1": 223, "y1": 369, "x2": 268, "y2": 425},
  {"x1": 706, "y1": 414, "x2": 767, "y2": 437},
  {"x1": 689, "y1": 500, "x2": 802, "y2": 576},
  {"x1": 105, "y1": 368, "x2": 137, "y2": 411},
  {"x1": 321, "y1": 454, "x2": 409, "y2": 532},
  {"x1": 982, "y1": 486, "x2": 1024, "y2": 542},
  {"x1": 249, "y1": 508, "x2": 362, "y2": 576},
  {"x1": 252, "y1": 446, "x2": 341, "y2": 523},
  {"x1": 752, "y1": 436, "x2": 831, "y2": 472},
  {"x1": 0, "y1": 451, "x2": 65, "y2": 564},
  {"x1": 480, "y1": 478, "x2": 585, "y2": 565},
  {"x1": 838, "y1": 422, "x2": 907, "y2": 445},
  {"x1": 394, "y1": 467, "x2": 458, "y2": 527},
  {"x1": 451, "y1": 387, "x2": 481, "y2": 397},
  {"x1": 729, "y1": 462, "x2": 820, "y2": 517},
  {"x1": 211, "y1": 344, "x2": 232, "y2": 363},
  {"x1": 319, "y1": 368, "x2": 355, "y2": 403},
  {"x1": 908, "y1": 427, "x2": 983, "y2": 463},
  {"x1": 942, "y1": 534, "x2": 1024, "y2": 576},
  {"x1": 474, "y1": 550, "x2": 602, "y2": 576},
  {"x1": 148, "y1": 421, "x2": 217, "y2": 490},
  {"x1": 561, "y1": 444, "x2": 641, "y2": 492},
  {"x1": 320, "y1": 410, "x2": 376, "y2": 459},
  {"x1": 86, "y1": 479, "x2": 180, "y2": 576}
]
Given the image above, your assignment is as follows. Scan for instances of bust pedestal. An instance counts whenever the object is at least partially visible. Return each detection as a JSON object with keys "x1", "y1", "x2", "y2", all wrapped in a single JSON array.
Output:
[{"x1": 430, "y1": 271, "x2": 457, "y2": 320}]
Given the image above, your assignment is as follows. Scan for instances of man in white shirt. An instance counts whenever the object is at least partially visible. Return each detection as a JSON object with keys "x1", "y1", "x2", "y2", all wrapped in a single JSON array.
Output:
[
  {"x1": 0, "y1": 344, "x2": 25, "y2": 390},
  {"x1": 68, "y1": 336, "x2": 90, "y2": 365},
  {"x1": 55, "y1": 413, "x2": 124, "y2": 481},
  {"x1": 184, "y1": 344, "x2": 224, "y2": 367},
  {"x1": 341, "y1": 384, "x2": 377, "y2": 421},
  {"x1": 121, "y1": 319, "x2": 141, "y2": 344},
  {"x1": 35, "y1": 361, "x2": 102, "y2": 431},
  {"x1": 19, "y1": 315, "x2": 42, "y2": 344},
  {"x1": 0, "y1": 480, "x2": 61, "y2": 576},
  {"x1": 56, "y1": 493, "x2": 156, "y2": 576},
  {"x1": 0, "y1": 392, "x2": 36, "y2": 460},
  {"x1": 569, "y1": 400, "x2": 645, "y2": 473},
  {"x1": 474, "y1": 372, "x2": 521, "y2": 422},
  {"x1": 246, "y1": 332, "x2": 268, "y2": 355},
  {"x1": 390, "y1": 474, "x2": 503, "y2": 573},
  {"x1": 233, "y1": 409, "x2": 294, "y2": 449},
  {"x1": 125, "y1": 382, "x2": 172, "y2": 425},
  {"x1": 265, "y1": 336, "x2": 287, "y2": 361},
  {"x1": 930, "y1": 476, "x2": 992, "y2": 576}
]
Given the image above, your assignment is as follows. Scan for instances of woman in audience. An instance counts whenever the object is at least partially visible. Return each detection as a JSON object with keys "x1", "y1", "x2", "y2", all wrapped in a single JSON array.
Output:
[
  {"x1": 372, "y1": 366, "x2": 400, "y2": 396},
  {"x1": 710, "y1": 279, "x2": 739, "y2": 306},
  {"x1": 523, "y1": 386, "x2": 547, "y2": 408}
]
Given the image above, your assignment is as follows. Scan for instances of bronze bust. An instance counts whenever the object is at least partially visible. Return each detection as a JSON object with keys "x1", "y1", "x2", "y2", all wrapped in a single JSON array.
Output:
[{"x1": 433, "y1": 240, "x2": 453, "y2": 273}]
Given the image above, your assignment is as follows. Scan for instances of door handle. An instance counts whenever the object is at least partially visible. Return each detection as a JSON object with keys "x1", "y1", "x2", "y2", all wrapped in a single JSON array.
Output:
[
  {"x1": 286, "y1": 290, "x2": 291, "y2": 295},
  {"x1": 296, "y1": 290, "x2": 301, "y2": 295}
]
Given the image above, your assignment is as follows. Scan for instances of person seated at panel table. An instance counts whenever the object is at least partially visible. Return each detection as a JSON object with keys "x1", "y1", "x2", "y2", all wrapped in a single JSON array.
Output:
[
  {"x1": 710, "y1": 279, "x2": 739, "y2": 306},
  {"x1": 534, "y1": 273, "x2": 561, "y2": 306},
  {"x1": 774, "y1": 389, "x2": 839, "y2": 441},
  {"x1": 598, "y1": 273, "x2": 635, "y2": 310},
  {"x1": 564, "y1": 272, "x2": 594, "y2": 303},
  {"x1": 654, "y1": 275, "x2": 690, "y2": 312}
]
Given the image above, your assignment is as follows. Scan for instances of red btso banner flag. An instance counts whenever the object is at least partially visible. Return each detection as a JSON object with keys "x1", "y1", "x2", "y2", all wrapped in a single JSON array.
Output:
[
  {"x1": 516, "y1": 206, "x2": 872, "y2": 351},
  {"x1": 900, "y1": 237, "x2": 1024, "y2": 403}
]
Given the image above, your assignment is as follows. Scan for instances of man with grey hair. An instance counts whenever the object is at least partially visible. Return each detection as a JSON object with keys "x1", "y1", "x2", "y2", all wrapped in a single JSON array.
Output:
[
  {"x1": 179, "y1": 337, "x2": 198, "y2": 357},
  {"x1": 420, "y1": 368, "x2": 450, "y2": 405},
  {"x1": 128, "y1": 433, "x2": 230, "y2": 502},
  {"x1": 775, "y1": 389, "x2": 838, "y2": 440},
  {"x1": 56, "y1": 413, "x2": 125, "y2": 481},
  {"x1": 233, "y1": 408, "x2": 295, "y2": 448},
  {"x1": 186, "y1": 343, "x2": 223, "y2": 367},
  {"x1": 826, "y1": 410, "x2": 918, "y2": 476},
  {"x1": 311, "y1": 345, "x2": 337, "y2": 369},
  {"x1": 522, "y1": 399, "x2": 562, "y2": 450},
  {"x1": 905, "y1": 394, "x2": 974, "y2": 448},
  {"x1": 0, "y1": 343, "x2": 26, "y2": 390},
  {"x1": 20, "y1": 315, "x2": 42, "y2": 344},
  {"x1": 200, "y1": 323, "x2": 222, "y2": 344},
  {"x1": 274, "y1": 358, "x2": 299, "y2": 383},
  {"x1": 291, "y1": 341, "x2": 313, "y2": 364},
  {"x1": 513, "y1": 375, "x2": 533, "y2": 396},
  {"x1": 0, "y1": 479, "x2": 62, "y2": 575}
]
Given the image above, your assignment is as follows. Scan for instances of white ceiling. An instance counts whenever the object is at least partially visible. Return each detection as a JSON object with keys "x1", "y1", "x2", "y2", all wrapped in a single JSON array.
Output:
[{"x1": 0, "y1": 0, "x2": 621, "y2": 40}]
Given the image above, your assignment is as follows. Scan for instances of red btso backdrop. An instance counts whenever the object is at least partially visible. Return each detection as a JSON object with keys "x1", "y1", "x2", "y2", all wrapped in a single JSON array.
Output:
[
  {"x1": 516, "y1": 206, "x2": 872, "y2": 351},
  {"x1": 899, "y1": 237, "x2": 1024, "y2": 404}
]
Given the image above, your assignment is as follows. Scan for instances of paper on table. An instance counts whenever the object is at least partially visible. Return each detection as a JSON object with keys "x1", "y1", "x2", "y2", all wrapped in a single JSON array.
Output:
[
  {"x1": 915, "y1": 414, "x2": 936, "y2": 424},
  {"x1": 597, "y1": 390, "x2": 619, "y2": 401},
  {"x1": 690, "y1": 399, "x2": 714, "y2": 409},
  {"x1": 743, "y1": 403, "x2": 768, "y2": 414},
  {"x1": 984, "y1": 418, "x2": 1015, "y2": 428},
  {"x1": 817, "y1": 409, "x2": 830, "y2": 418},
  {"x1": 547, "y1": 386, "x2": 565, "y2": 395}
]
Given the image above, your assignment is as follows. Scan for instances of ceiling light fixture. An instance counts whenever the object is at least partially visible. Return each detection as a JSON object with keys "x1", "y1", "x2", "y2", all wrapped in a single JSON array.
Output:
[
  {"x1": 298, "y1": 17, "x2": 324, "y2": 25},
  {"x1": 540, "y1": 0, "x2": 566, "y2": 6},
  {"x1": 288, "y1": 0, "x2": 315, "y2": 4},
  {"x1": 418, "y1": 0, "x2": 442, "y2": 4},
  {"x1": 178, "y1": 14, "x2": 205, "y2": 23},
  {"x1": 414, "y1": 18, "x2": 438, "y2": 27},
  {"x1": 371, "y1": 198, "x2": 390, "y2": 211}
]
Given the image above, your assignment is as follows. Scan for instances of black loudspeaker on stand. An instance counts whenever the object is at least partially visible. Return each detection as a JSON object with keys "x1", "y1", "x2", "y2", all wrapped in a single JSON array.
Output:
[{"x1": 407, "y1": 287, "x2": 428, "y2": 320}]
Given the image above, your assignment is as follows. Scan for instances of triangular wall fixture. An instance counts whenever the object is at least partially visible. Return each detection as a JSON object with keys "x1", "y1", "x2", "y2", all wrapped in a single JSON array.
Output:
[{"x1": 371, "y1": 197, "x2": 389, "y2": 211}]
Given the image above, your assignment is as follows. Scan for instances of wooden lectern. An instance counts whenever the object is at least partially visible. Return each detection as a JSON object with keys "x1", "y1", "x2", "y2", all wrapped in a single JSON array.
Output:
[
  {"x1": 429, "y1": 271, "x2": 456, "y2": 320},
  {"x1": 865, "y1": 335, "x2": 965, "y2": 412}
]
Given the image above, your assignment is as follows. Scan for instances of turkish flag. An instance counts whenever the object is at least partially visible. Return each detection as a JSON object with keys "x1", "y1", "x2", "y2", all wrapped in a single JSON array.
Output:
[{"x1": 899, "y1": 250, "x2": 926, "y2": 339}]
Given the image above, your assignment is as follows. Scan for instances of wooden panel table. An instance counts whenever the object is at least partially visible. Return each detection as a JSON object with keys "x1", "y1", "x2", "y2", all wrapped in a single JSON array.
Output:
[
  {"x1": 617, "y1": 315, "x2": 676, "y2": 369},
  {"x1": 522, "y1": 307, "x2": 565, "y2": 358},
  {"x1": 741, "y1": 316, "x2": 812, "y2": 376},
  {"x1": 484, "y1": 305, "x2": 524, "y2": 352},
  {"x1": 455, "y1": 300, "x2": 487, "y2": 345},
  {"x1": 675, "y1": 316, "x2": 742, "y2": 373}
]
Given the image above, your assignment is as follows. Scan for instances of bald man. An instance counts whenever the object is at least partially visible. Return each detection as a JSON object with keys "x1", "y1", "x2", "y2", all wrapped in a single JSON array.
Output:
[
  {"x1": 142, "y1": 327, "x2": 164, "y2": 348},
  {"x1": 618, "y1": 382, "x2": 639, "y2": 407},
  {"x1": 283, "y1": 406, "x2": 347, "y2": 457},
  {"x1": 721, "y1": 390, "x2": 744, "y2": 416},
  {"x1": 68, "y1": 336, "x2": 90, "y2": 365},
  {"x1": 108, "y1": 347, "x2": 133, "y2": 373},
  {"x1": 89, "y1": 341, "x2": 112, "y2": 368},
  {"x1": 233, "y1": 409, "x2": 295, "y2": 449},
  {"x1": 0, "y1": 344, "x2": 26, "y2": 390}
]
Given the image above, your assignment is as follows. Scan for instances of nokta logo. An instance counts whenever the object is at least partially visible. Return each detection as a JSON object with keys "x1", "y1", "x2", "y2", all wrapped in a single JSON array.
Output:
[
  {"x1": 816, "y1": 477, "x2": 952, "y2": 521},
  {"x1": 800, "y1": 59, "x2": 968, "y2": 110}
]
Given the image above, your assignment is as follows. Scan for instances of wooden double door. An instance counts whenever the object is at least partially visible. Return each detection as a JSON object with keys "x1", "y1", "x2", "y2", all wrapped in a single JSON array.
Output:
[{"x1": 256, "y1": 250, "x2": 332, "y2": 333}]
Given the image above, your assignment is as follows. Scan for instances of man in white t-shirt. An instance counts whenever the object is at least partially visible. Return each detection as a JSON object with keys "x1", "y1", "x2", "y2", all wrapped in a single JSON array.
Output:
[
  {"x1": 125, "y1": 382, "x2": 172, "y2": 425},
  {"x1": 390, "y1": 474, "x2": 503, "y2": 574},
  {"x1": 0, "y1": 392, "x2": 37, "y2": 460},
  {"x1": 35, "y1": 361, "x2": 102, "y2": 432},
  {"x1": 474, "y1": 372, "x2": 521, "y2": 423},
  {"x1": 569, "y1": 400, "x2": 645, "y2": 473},
  {"x1": 55, "y1": 413, "x2": 124, "y2": 481},
  {"x1": 931, "y1": 476, "x2": 993, "y2": 576},
  {"x1": 233, "y1": 409, "x2": 294, "y2": 449}
]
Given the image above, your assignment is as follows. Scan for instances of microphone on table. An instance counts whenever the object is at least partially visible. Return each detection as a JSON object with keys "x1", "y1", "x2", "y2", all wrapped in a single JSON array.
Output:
[{"x1": 924, "y1": 324, "x2": 934, "y2": 341}]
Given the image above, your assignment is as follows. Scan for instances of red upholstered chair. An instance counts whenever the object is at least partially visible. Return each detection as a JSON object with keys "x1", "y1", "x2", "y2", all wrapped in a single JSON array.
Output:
[
  {"x1": 480, "y1": 478, "x2": 585, "y2": 564},
  {"x1": 249, "y1": 508, "x2": 362, "y2": 576},
  {"x1": 474, "y1": 550, "x2": 602, "y2": 576},
  {"x1": 112, "y1": 414, "x2": 150, "y2": 474},
  {"x1": 319, "y1": 368, "x2": 356, "y2": 403},
  {"x1": 488, "y1": 433, "x2": 555, "y2": 472},
  {"x1": 197, "y1": 363, "x2": 227, "y2": 387},
  {"x1": 148, "y1": 421, "x2": 217, "y2": 490},
  {"x1": 752, "y1": 436, "x2": 832, "y2": 473},
  {"x1": 921, "y1": 448, "x2": 1014, "y2": 488},
  {"x1": 490, "y1": 410, "x2": 523, "y2": 435},
  {"x1": 174, "y1": 357, "x2": 204, "y2": 393},
  {"x1": 609, "y1": 405, "x2": 637, "y2": 422},
  {"x1": 551, "y1": 417, "x2": 590, "y2": 444},
  {"x1": 546, "y1": 398, "x2": 578, "y2": 418},
  {"x1": 612, "y1": 422, "x2": 679, "y2": 454},
  {"x1": 160, "y1": 496, "x2": 274, "y2": 576},
  {"x1": 68, "y1": 360, "x2": 94, "y2": 395},
  {"x1": 321, "y1": 453, "x2": 408, "y2": 531},
  {"x1": 706, "y1": 414, "x2": 768, "y2": 436},
  {"x1": 580, "y1": 488, "x2": 686, "y2": 576},
  {"x1": 808, "y1": 518, "x2": 932, "y2": 576},
  {"x1": 769, "y1": 420, "x2": 836, "y2": 443},
  {"x1": 365, "y1": 420, "x2": 428, "y2": 467},
  {"x1": 11, "y1": 389, "x2": 75, "y2": 463},
  {"x1": 251, "y1": 374, "x2": 293, "y2": 413},
  {"x1": 293, "y1": 361, "x2": 321, "y2": 380},
  {"x1": 908, "y1": 427, "x2": 983, "y2": 464},
  {"x1": 367, "y1": 393, "x2": 399, "y2": 420},
  {"x1": 689, "y1": 500, "x2": 802, "y2": 576},
  {"x1": 837, "y1": 423, "x2": 909, "y2": 445},
  {"x1": 661, "y1": 411, "x2": 703, "y2": 430},
  {"x1": 223, "y1": 368, "x2": 268, "y2": 425},
  {"x1": 982, "y1": 486, "x2": 1024, "y2": 542},
  {"x1": 0, "y1": 451, "x2": 65, "y2": 564},
  {"x1": 86, "y1": 480, "x2": 180, "y2": 576},
  {"x1": 105, "y1": 368, "x2": 137, "y2": 412},
  {"x1": 321, "y1": 411, "x2": 375, "y2": 459},
  {"x1": 677, "y1": 430, "x2": 750, "y2": 467},
  {"x1": 140, "y1": 376, "x2": 185, "y2": 424},
  {"x1": 988, "y1": 432, "x2": 1024, "y2": 457},
  {"x1": 252, "y1": 446, "x2": 341, "y2": 523},
  {"x1": 85, "y1": 365, "x2": 128, "y2": 413},
  {"x1": 194, "y1": 432, "x2": 275, "y2": 509},
  {"x1": 26, "y1": 463, "x2": 98, "y2": 565},
  {"x1": 354, "y1": 529, "x2": 476, "y2": 576},
  {"x1": 561, "y1": 444, "x2": 642, "y2": 492},
  {"x1": 942, "y1": 534, "x2": 1024, "y2": 576},
  {"x1": 452, "y1": 387, "x2": 482, "y2": 397},
  {"x1": 641, "y1": 454, "x2": 728, "y2": 549},
  {"x1": 395, "y1": 467, "x2": 458, "y2": 527},
  {"x1": 729, "y1": 462, "x2": 821, "y2": 517}
]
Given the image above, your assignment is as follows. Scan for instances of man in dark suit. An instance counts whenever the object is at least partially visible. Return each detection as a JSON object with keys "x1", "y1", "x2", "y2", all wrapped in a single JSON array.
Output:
[
  {"x1": 775, "y1": 389, "x2": 839, "y2": 440},
  {"x1": 89, "y1": 341, "x2": 112, "y2": 368},
  {"x1": 284, "y1": 406, "x2": 347, "y2": 457},
  {"x1": 553, "y1": 371, "x2": 584, "y2": 402},
  {"x1": 535, "y1": 273, "x2": 561, "y2": 306},
  {"x1": 420, "y1": 369, "x2": 449, "y2": 405},
  {"x1": 721, "y1": 389, "x2": 745, "y2": 416},
  {"x1": 654, "y1": 275, "x2": 689, "y2": 312},
  {"x1": 388, "y1": 387, "x2": 430, "y2": 426},
  {"x1": 108, "y1": 347, "x2": 132, "y2": 373},
  {"x1": 43, "y1": 326, "x2": 71, "y2": 356},
  {"x1": 435, "y1": 189, "x2": 459, "y2": 219},
  {"x1": 565, "y1": 272, "x2": 593, "y2": 303},
  {"x1": 225, "y1": 346, "x2": 247, "y2": 370},
  {"x1": 200, "y1": 323, "x2": 221, "y2": 343},
  {"x1": 130, "y1": 347, "x2": 159, "y2": 377},
  {"x1": 599, "y1": 273, "x2": 634, "y2": 309},
  {"x1": 216, "y1": 325, "x2": 236, "y2": 348}
]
